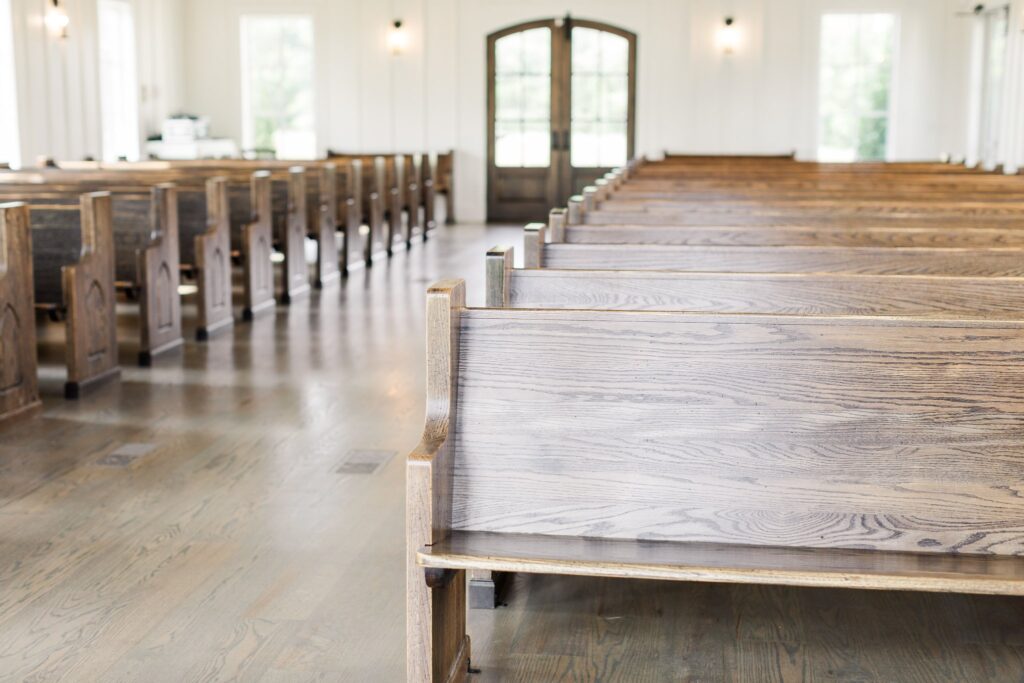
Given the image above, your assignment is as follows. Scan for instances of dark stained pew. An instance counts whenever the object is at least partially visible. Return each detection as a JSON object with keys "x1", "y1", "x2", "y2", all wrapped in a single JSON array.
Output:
[
  {"x1": 408, "y1": 279, "x2": 1024, "y2": 679},
  {"x1": 30, "y1": 193, "x2": 119, "y2": 398},
  {"x1": 189, "y1": 178, "x2": 234, "y2": 341},
  {"x1": 0, "y1": 203, "x2": 41, "y2": 422},
  {"x1": 272, "y1": 167, "x2": 311, "y2": 303},
  {"x1": 311, "y1": 163, "x2": 340, "y2": 288},
  {"x1": 111, "y1": 184, "x2": 183, "y2": 364},
  {"x1": 0, "y1": 185, "x2": 186, "y2": 364},
  {"x1": 328, "y1": 149, "x2": 451, "y2": 225},
  {"x1": 234, "y1": 171, "x2": 275, "y2": 320}
]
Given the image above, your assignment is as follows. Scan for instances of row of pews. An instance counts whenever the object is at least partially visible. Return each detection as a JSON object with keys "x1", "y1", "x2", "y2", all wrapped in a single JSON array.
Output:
[
  {"x1": 0, "y1": 153, "x2": 445, "y2": 420},
  {"x1": 408, "y1": 155, "x2": 1024, "y2": 681}
]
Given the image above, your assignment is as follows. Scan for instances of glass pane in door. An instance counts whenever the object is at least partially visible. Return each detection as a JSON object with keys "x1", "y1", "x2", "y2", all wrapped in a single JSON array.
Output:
[
  {"x1": 494, "y1": 28, "x2": 551, "y2": 167},
  {"x1": 571, "y1": 27, "x2": 628, "y2": 168}
]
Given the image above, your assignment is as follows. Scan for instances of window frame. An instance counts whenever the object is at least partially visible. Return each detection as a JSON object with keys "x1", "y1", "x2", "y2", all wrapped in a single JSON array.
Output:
[
  {"x1": 239, "y1": 12, "x2": 318, "y2": 159},
  {"x1": 815, "y1": 11, "x2": 900, "y2": 162}
]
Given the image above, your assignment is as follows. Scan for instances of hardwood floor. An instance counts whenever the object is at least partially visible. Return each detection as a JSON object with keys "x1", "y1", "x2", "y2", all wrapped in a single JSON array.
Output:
[{"x1": 3, "y1": 224, "x2": 1024, "y2": 681}]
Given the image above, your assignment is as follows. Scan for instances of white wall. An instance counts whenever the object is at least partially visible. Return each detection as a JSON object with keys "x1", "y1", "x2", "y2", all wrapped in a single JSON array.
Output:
[
  {"x1": 8, "y1": 0, "x2": 1012, "y2": 219},
  {"x1": 180, "y1": 0, "x2": 980, "y2": 222},
  {"x1": 9, "y1": 0, "x2": 183, "y2": 165}
]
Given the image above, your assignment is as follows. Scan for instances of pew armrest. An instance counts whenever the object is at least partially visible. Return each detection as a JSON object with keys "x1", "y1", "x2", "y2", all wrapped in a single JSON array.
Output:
[{"x1": 419, "y1": 531, "x2": 1024, "y2": 596}]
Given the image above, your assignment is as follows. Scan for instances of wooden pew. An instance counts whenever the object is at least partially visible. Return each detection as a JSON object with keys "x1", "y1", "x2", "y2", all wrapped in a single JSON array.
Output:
[
  {"x1": 236, "y1": 171, "x2": 275, "y2": 320},
  {"x1": 328, "y1": 149, "x2": 452, "y2": 225},
  {"x1": 30, "y1": 193, "x2": 119, "y2": 398},
  {"x1": 57, "y1": 158, "x2": 355, "y2": 284},
  {"x1": 409, "y1": 279, "x2": 1024, "y2": 680},
  {"x1": 527, "y1": 238, "x2": 1024, "y2": 277},
  {"x1": 273, "y1": 167, "x2": 312, "y2": 303},
  {"x1": 312, "y1": 163, "x2": 341, "y2": 288},
  {"x1": 191, "y1": 178, "x2": 234, "y2": 340},
  {"x1": 0, "y1": 203, "x2": 41, "y2": 422},
  {"x1": 0, "y1": 184, "x2": 186, "y2": 364},
  {"x1": 114, "y1": 184, "x2": 183, "y2": 365},
  {"x1": 487, "y1": 244, "x2": 1024, "y2": 317}
]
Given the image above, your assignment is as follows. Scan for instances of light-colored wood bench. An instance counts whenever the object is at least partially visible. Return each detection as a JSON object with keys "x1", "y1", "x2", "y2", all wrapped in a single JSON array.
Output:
[
  {"x1": 0, "y1": 203, "x2": 41, "y2": 422},
  {"x1": 486, "y1": 244, "x2": 1024, "y2": 317},
  {"x1": 409, "y1": 278, "x2": 1024, "y2": 682}
]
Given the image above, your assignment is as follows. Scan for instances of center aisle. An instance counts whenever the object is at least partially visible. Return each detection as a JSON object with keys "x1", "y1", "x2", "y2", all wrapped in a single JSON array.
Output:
[{"x1": 0, "y1": 224, "x2": 516, "y2": 682}]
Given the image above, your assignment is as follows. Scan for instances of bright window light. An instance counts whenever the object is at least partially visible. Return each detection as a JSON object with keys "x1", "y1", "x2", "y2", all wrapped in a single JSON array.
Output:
[
  {"x1": 818, "y1": 14, "x2": 896, "y2": 162},
  {"x1": 240, "y1": 15, "x2": 317, "y2": 160},
  {"x1": 98, "y1": 0, "x2": 141, "y2": 161},
  {"x1": 0, "y1": 0, "x2": 20, "y2": 167}
]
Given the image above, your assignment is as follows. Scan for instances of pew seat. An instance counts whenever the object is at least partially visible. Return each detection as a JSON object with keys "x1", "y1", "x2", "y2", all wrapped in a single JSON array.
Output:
[{"x1": 421, "y1": 531, "x2": 1024, "y2": 596}]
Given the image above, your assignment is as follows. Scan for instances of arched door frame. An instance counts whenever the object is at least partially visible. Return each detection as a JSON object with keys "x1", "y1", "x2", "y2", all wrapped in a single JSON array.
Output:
[{"x1": 486, "y1": 16, "x2": 637, "y2": 222}]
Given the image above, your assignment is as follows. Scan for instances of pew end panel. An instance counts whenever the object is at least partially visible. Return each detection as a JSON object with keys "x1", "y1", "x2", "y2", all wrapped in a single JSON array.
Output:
[
  {"x1": 242, "y1": 171, "x2": 276, "y2": 321},
  {"x1": 341, "y1": 198, "x2": 358, "y2": 276},
  {"x1": 194, "y1": 178, "x2": 234, "y2": 341},
  {"x1": 388, "y1": 187, "x2": 401, "y2": 256},
  {"x1": 523, "y1": 223, "x2": 546, "y2": 269},
  {"x1": 59, "y1": 193, "x2": 120, "y2": 398},
  {"x1": 407, "y1": 280, "x2": 470, "y2": 683},
  {"x1": 314, "y1": 163, "x2": 341, "y2": 289},
  {"x1": 0, "y1": 203, "x2": 41, "y2": 423},
  {"x1": 548, "y1": 208, "x2": 567, "y2": 244},
  {"x1": 410, "y1": 301, "x2": 1024, "y2": 670},
  {"x1": 484, "y1": 246, "x2": 513, "y2": 309},
  {"x1": 136, "y1": 184, "x2": 184, "y2": 365},
  {"x1": 278, "y1": 167, "x2": 312, "y2": 304}
]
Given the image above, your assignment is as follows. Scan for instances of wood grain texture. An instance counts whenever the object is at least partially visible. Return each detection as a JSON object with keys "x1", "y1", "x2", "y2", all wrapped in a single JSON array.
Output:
[
  {"x1": 422, "y1": 531, "x2": 1024, "y2": 595},
  {"x1": 542, "y1": 243, "x2": 1024, "y2": 276},
  {"x1": 194, "y1": 177, "x2": 234, "y2": 340},
  {"x1": 242, "y1": 172, "x2": 275, "y2": 320},
  {"x1": 523, "y1": 224, "x2": 545, "y2": 269},
  {"x1": 565, "y1": 223, "x2": 1024, "y2": 248},
  {"x1": 506, "y1": 269, "x2": 1024, "y2": 317},
  {"x1": 61, "y1": 193, "x2": 120, "y2": 398},
  {"x1": 136, "y1": 184, "x2": 183, "y2": 364},
  {"x1": 0, "y1": 203, "x2": 40, "y2": 423},
  {"x1": 408, "y1": 280, "x2": 469, "y2": 683},
  {"x1": 485, "y1": 247, "x2": 513, "y2": 309},
  {"x1": 583, "y1": 211, "x2": 1024, "y2": 229},
  {"x1": 451, "y1": 309, "x2": 1024, "y2": 557},
  {"x1": 548, "y1": 208, "x2": 567, "y2": 244}
]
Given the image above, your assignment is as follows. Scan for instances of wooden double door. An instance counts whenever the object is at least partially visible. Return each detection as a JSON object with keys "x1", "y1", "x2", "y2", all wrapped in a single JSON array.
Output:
[{"x1": 487, "y1": 17, "x2": 637, "y2": 222}]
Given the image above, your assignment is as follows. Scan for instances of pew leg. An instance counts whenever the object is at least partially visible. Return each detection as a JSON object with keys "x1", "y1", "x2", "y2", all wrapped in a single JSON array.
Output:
[
  {"x1": 468, "y1": 569, "x2": 508, "y2": 609},
  {"x1": 410, "y1": 568, "x2": 470, "y2": 683}
]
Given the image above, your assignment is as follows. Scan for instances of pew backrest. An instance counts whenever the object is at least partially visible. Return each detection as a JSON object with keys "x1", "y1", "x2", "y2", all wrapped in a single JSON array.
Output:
[{"x1": 434, "y1": 280, "x2": 1024, "y2": 556}]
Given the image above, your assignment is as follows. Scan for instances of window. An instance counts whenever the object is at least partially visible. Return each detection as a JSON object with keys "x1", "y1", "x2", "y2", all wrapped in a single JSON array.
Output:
[
  {"x1": 0, "y1": 0, "x2": 20, "y2": 167},
  {"x1": 493, "y1": 27, "x2": 551, "y2": 168},
  {"x1": 98, "y1": 0, "x2": 141, "y2": 161},
  {"x1": 818, "y1": 14, "x2": 896, "y2": 162},
  {"x1": 240, "y1": 15, "x2": 316, "y2": 160},
  {"x1": 570, "y1": 27, "x2": 629, "y2": 168},
  {"x1": 979, "y1": 7, "x2": 1009, "y2": 167}
]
